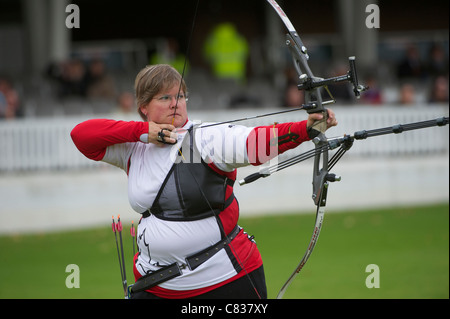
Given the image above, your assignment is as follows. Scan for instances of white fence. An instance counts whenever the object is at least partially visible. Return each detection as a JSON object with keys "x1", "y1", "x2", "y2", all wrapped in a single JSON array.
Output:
[
  {"x1": 0, "y1": 105, "x2": 448, "y2": 172},
  {"x1": 0, "y1": 104, "x2": 448, "y2": 234}
]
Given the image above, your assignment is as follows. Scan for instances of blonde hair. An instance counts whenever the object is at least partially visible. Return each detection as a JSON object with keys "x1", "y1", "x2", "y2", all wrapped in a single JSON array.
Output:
[{"x1": 134, "y1": 64, "x2": 187, "y2": 121}]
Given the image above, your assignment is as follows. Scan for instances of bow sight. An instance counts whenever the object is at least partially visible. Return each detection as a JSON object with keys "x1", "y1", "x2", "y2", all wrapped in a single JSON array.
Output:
[{"x1": 285, "y1": 34, "x2": 368, "y2": 113}]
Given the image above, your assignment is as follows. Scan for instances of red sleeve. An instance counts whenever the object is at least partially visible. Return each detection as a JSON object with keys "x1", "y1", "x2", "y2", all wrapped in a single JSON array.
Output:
[
  {"x1": 246, "y1": 121, "x2": 310, "y2": 166},
  {"x1": 70, "y1": 119, "x2": 148, "y2": 161}
]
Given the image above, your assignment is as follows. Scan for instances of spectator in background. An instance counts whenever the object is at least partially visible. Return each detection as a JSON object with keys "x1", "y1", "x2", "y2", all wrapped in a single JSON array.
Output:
[
  {"x1": 398, "y1": 83, "x2": 416, "y2": 105},
  {"x1": 326, "y1": 64, "x2": 352, "y2": 104},
  {"x1": 0, "y1": 77, "x2": 22, "y2": 119},
  {"x1": 112, "y1": 91, "x2": 136, "y2": 118},
  {"x1": 86, "y1": 58, "x2": 117, "y2": 101},
  {"x1": 397, "y1": 44, "x2": 425, "y2": 80},
  {"x1": 0, "y1": 81, "x2": 8, "y2": 118},
  {"x1": 428, "y1": 75, "x2": 449, "y2": 103},
  {"x1": 283, "y1": 81, "x2": 304, "y2": 107},
  {"x1": 360, "y1": 76, "x2": 383, "y2": 105},
  {"x1": 203, "y1": 23, "x2": 249, "y2": 84},
  {"x1": 426, "y1": 43, "x2": 449, "y2": 79},
  {"x1": 47, "y1": 58, "x2": 89, "y2": 99}
]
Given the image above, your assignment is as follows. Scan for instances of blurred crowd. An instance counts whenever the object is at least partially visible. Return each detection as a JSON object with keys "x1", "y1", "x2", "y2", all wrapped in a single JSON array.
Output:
[
  {"x1": 394, "y1": 43, "x2": 449, "y2": 104},
  {"x1": 284, "y1": 42, "x2": 449, "y2": 108},
  {"x1": 46, "y1": 58, "x2": 117, "y2": 101},
  {"x1": 1, "y1": 24, "x2": 448, "y2": 121}
]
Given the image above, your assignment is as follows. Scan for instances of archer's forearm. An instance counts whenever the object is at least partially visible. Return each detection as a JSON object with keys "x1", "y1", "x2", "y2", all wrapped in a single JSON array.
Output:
[
  {"x1": 246, "y1": 121, "x2": 310, "y2": 166},
  {"x1": 71, "y1": 119, "x2": 148, "y2": 161}
]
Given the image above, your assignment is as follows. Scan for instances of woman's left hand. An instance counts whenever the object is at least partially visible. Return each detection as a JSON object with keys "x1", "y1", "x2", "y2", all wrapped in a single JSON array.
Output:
[{"x1": 307, "y1": 108, "x2": 338, "y2": 131}]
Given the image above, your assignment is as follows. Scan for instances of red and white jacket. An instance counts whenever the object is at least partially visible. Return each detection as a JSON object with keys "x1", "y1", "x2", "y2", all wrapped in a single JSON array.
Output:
[{"x1": 71, "y1": 118, "x2": 310, "y2": 298}]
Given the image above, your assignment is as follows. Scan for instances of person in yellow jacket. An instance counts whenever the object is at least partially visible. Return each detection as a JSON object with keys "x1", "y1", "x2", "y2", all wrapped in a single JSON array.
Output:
[{"x1": 203, "y1": 23, "x2": 249, "y2": 83}]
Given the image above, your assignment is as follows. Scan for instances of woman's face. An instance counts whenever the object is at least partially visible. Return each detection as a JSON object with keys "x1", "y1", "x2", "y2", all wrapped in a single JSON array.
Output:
[{"x1": 140, "y1": 83, "x2": 188, "y2": 128}]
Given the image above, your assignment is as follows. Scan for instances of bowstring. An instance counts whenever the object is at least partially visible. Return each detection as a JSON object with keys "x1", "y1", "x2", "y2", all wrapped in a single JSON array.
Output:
[{"x1": 172, "y1": 0, "x2": 200, "y2": 126}]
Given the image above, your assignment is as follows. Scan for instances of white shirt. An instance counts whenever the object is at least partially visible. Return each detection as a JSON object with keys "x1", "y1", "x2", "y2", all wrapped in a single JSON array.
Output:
[{"x1": 102, "y1": 120, "x2": 254, "y2": 290}]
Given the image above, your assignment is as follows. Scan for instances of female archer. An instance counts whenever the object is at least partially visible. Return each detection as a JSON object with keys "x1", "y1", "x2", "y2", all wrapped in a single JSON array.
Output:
[{"x1": 71, "y1": 64, "x2": 337, "y2": 299}]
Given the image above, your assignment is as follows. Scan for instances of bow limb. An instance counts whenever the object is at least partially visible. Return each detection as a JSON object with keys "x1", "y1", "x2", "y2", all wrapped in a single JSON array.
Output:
[
  {"x1": 266, "y1": 0, "x2": 328, "y2": 135},
  {"x1": 276, "y1": 183, "x2": 328, "y2": 299},
  {"x1": 275, "y1": 133, "x2": 331, "y2": 300}
]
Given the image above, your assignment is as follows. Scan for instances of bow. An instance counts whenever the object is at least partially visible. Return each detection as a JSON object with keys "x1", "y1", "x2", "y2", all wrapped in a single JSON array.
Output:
[{"x1": 262, "y1": 0, "x2": 367, "y2": 298}]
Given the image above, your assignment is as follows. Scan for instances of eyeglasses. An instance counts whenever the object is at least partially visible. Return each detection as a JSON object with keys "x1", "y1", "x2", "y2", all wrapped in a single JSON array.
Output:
[{"x1": 153, "y1": 93, "x2": 188, "y2": 104}]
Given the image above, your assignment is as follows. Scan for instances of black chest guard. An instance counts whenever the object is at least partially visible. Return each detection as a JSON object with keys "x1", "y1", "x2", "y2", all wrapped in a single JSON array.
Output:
[{"x1": 148, "y1": 127, "x2": 235, "y2": 221}]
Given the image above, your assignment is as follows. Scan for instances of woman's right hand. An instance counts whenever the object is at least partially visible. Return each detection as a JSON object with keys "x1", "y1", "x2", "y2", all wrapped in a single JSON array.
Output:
[{"x1": 148, "y1": 121, "x2": 177, "y2": 145}]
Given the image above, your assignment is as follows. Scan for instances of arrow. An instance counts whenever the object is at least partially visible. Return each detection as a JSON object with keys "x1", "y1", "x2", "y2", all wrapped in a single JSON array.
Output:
[{"x1": 112, "y1": 215, "x2": 128, "y2": 299}]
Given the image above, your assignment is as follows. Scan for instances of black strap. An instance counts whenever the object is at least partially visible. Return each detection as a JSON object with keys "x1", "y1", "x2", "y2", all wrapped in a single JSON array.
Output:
[
  {"x1": 130, "y1": 225, "x2": 241, "y2": 293},
  {"x1": 185, "y1": 225, "x2": 241, "y2": 271},
  {"x1": 130, "y1": 262, "x2": 182, "y2": 293}
]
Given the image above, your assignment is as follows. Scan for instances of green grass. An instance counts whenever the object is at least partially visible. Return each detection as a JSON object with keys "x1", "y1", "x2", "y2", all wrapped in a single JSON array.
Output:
[{"x1": 0, "y1": 203, "x2": 448, "y2": 299}]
